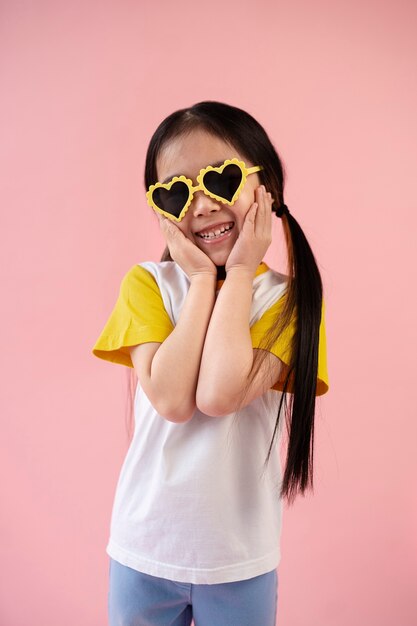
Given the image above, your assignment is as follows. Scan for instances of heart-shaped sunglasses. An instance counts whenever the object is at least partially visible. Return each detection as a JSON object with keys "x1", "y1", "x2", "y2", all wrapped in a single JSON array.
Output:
[{"x1": 146, "y1": 158, "x2": 263, "y2": 223}]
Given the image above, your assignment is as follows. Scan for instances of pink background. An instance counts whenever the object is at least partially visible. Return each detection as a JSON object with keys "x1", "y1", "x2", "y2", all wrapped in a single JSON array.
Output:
[{"x1": 1, "y1": 1, "x2": 416, "y2": 624}]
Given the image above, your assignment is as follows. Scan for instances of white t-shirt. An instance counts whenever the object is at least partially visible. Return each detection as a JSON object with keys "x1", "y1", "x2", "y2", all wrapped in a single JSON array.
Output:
[{"x1": 92, "y1": 260, "x2": 329, "y2": 584}]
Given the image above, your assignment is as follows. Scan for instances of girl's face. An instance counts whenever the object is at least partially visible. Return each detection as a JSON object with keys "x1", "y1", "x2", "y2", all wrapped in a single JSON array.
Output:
[{"x1": 155, "y1": 128, "x2": 262, "y2": 267}]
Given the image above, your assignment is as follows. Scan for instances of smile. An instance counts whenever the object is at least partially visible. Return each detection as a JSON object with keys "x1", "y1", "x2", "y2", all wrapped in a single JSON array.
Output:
[{"x1": 196, "y1": 222, "x2": 235, "y2": 242}]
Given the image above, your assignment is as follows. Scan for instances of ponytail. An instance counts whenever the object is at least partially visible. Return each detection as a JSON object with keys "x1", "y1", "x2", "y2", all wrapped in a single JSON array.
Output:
[{"x1": 266, "y1": 209, "x2": 323, "y2": 504}]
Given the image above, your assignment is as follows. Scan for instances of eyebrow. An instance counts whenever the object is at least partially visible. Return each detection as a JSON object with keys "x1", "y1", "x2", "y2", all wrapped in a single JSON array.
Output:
[{"x1": 161, "y1": 160, "x2": 226, "y2": 185}]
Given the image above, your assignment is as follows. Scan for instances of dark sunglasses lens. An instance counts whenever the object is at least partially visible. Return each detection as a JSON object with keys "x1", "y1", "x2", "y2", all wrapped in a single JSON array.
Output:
[
  {"x1": 152, "y1": 181, "x2": 189, "y2": 218},
  {"x1": 203, "y1": 164, "x2": 242, "y2": 201}
]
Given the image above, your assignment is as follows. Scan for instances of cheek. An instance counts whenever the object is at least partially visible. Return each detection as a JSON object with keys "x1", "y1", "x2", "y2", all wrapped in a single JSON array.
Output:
[
  {"x1": 234, "y1": 185, "x2": 256, "y2": 217},
  {"x1": 244, "y1": 179, "x2": 258, "y2": 203}
]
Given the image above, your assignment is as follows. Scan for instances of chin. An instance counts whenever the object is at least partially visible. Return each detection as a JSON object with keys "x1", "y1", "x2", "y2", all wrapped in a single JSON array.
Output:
[{"x1": 208, "y1": 251, "x2": 229, "y2": 266}]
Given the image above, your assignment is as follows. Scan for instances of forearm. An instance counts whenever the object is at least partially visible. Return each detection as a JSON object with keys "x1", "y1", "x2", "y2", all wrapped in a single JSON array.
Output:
[
  {"x1": 196, "y1": 269, "x2": 254, "y2": 414},
  {"x1": 151, "y1": 273, "x2": 217, "y2": 421}
]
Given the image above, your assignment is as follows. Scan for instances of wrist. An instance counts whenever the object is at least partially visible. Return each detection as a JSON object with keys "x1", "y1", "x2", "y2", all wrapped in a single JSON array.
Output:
[
  {"x1": 189, "y1": 272, "x2": 218, "y2": 287},
  {"x1": 225, "y1": 265, "x2": 256, "y2": 281}
]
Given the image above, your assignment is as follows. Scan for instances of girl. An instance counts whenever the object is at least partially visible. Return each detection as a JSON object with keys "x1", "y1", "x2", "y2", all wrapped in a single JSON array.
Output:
[{"x1": 92, "y1": 101, "x2": 329, "y2": 626}]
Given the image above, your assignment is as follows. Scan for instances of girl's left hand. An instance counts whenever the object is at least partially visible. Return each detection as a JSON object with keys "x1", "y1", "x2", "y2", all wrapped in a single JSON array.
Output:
[{"x1": 225, "y1": 185, "x2": 274, "y2": 277}]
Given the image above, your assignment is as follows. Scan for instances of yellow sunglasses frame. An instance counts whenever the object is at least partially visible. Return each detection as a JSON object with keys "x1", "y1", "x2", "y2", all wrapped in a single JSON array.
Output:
[{"x1": 146, "y1": 157, "x2": 264, "y2": 223}]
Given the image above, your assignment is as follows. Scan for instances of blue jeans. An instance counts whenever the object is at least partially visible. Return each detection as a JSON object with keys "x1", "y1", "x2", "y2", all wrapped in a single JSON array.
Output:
[{"x1": 108, "y1": 557, "x2": 278, "y2": 626}]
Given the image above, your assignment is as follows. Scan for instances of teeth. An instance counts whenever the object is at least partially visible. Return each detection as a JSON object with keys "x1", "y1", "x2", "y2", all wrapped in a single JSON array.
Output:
[{"x1": 198, "y1": 223, "x2": 233, "y2": 239}]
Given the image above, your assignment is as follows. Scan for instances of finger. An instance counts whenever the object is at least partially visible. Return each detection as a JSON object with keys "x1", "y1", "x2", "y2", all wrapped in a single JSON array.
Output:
[
  {"x1": 158, "y1": 215, "x2": 177, "y2": 243},
  {"x1": 159, "y1": 216, "x2": 170, "y2": 235},
  {"x1": 159, "y1": 215, "x2": 176, "y2": 233},
  {"x1": 266, "y1": 190, "x2": 273, "y2": 227},
  {"x1": 158, "y1": 213, "x2": 167, "y2": 228},
  {"x1": 262, "y1": 187, "x2": 274, "y2": 233},
  {"x1": 255, "y1": 186, "x2": 267, "y2": 236},
  {"x1": 265, "y1": 191, "x2": 273, "y2": 239},
  {"x1": 243, "y1": 202, "x2": 258, "y2": 234}
]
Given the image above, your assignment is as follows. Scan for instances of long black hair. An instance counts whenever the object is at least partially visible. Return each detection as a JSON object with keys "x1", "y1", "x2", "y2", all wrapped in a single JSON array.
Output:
[{"x1": 126, "y1": 100, "x2": 325, "y2": 505}]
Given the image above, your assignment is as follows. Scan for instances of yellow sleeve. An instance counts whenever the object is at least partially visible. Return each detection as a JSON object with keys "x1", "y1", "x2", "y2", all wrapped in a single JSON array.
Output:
[
  {"x1": 91, "y1": 264, "x2": 174, "y2": 368},
  {"x1": 250, "y1": 294, "x2": 329, "y2": 396}
]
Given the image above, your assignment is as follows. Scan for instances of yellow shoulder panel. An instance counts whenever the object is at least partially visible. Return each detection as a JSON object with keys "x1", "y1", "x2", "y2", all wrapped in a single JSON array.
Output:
[{"x1": 91, "y1": 265, "x2": 174, "y2": 368}]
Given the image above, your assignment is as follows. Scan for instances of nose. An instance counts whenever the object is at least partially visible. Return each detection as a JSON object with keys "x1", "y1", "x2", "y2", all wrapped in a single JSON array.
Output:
[{"x1": 190, "y1": 190, "x2": 222, "y2": 218}]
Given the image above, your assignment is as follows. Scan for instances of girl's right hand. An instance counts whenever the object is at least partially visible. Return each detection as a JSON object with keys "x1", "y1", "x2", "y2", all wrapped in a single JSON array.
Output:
[{"x1": 158, "y1": 215, "x2": 217, "y2": 280}]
